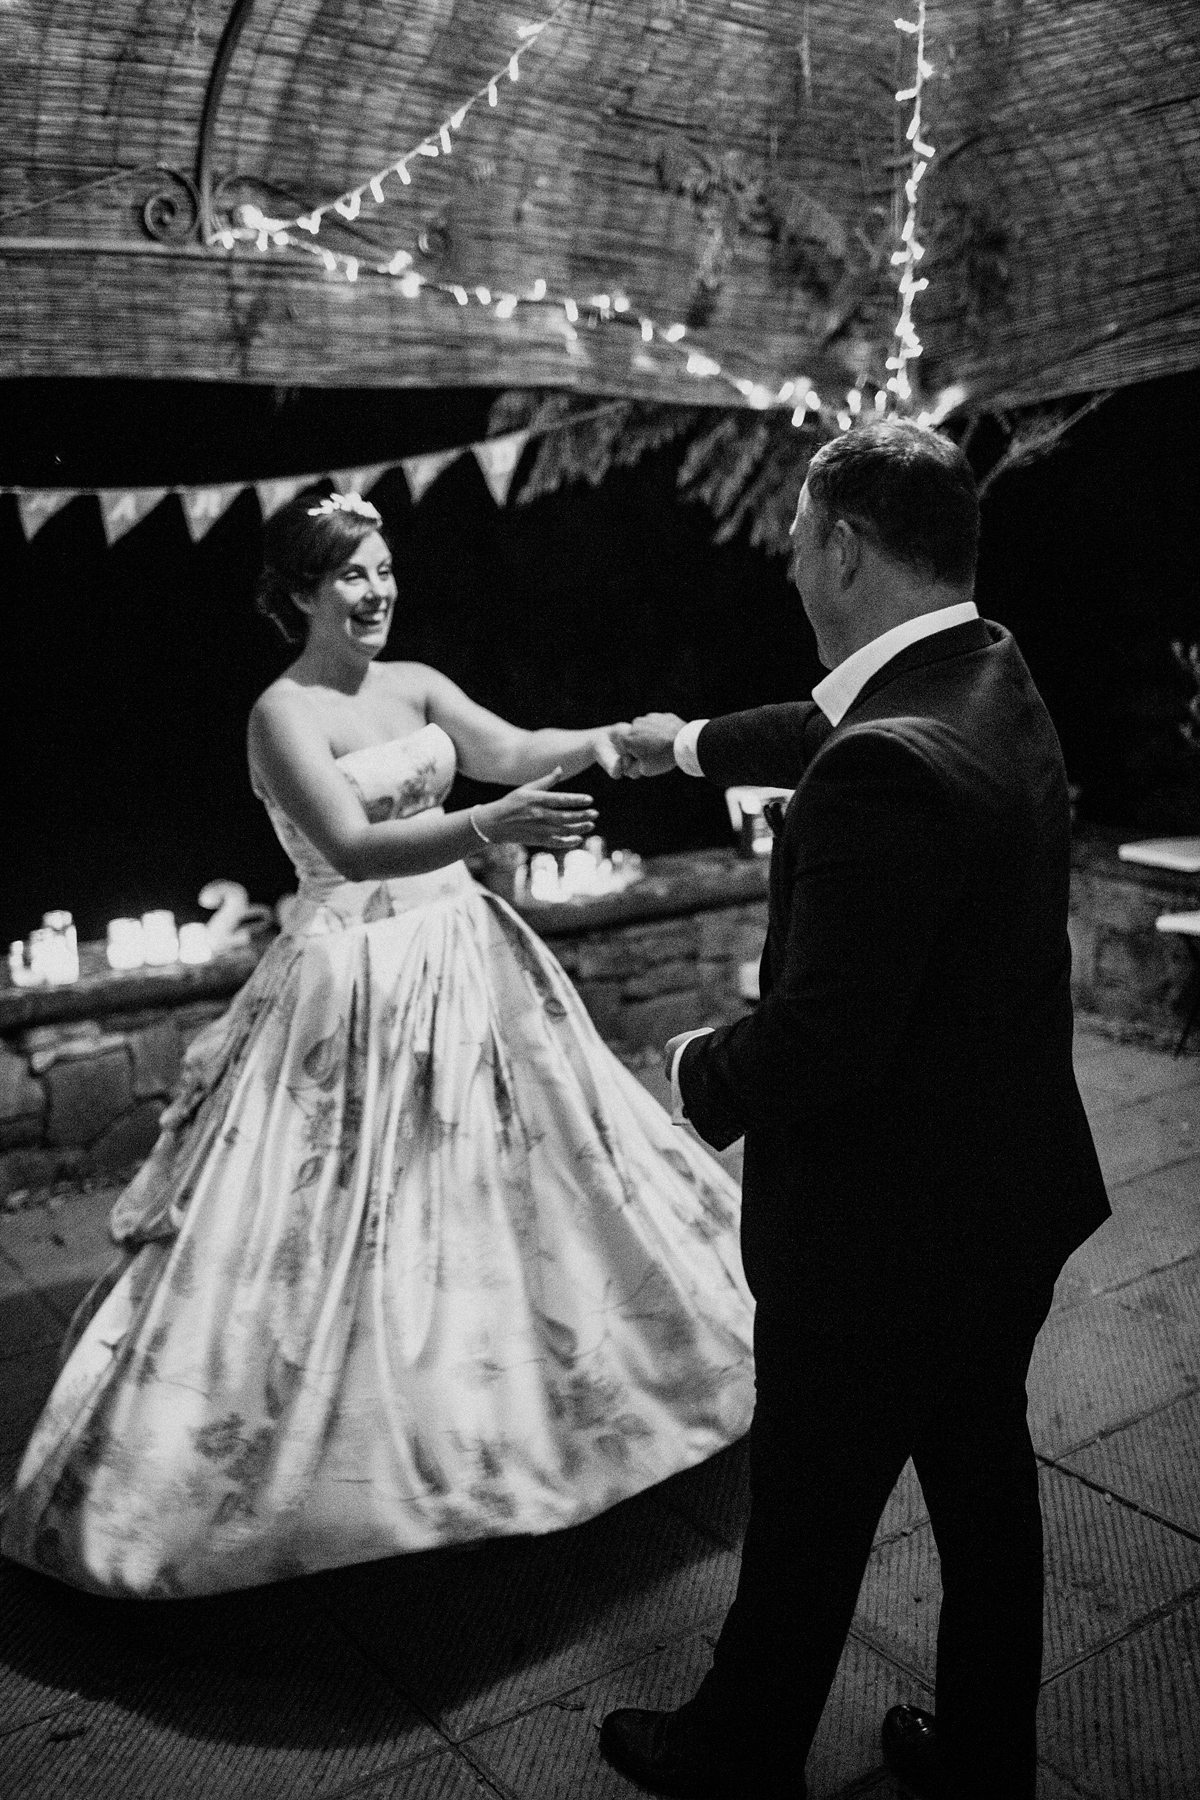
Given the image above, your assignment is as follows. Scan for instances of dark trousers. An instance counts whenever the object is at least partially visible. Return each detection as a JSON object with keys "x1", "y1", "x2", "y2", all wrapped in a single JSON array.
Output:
[{"x1": 693, "y1": 1273, "x2": 1057, "y2": 1799}]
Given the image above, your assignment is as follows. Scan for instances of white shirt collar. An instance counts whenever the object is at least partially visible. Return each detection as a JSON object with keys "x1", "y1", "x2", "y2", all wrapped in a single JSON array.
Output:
[{"x1": 811, "y1": 601, "x2": 980, "y2": 726}]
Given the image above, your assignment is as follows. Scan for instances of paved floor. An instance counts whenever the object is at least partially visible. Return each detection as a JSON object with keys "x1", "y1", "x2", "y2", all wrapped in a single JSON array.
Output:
[{"x1": 1, "y1": 1024, "x2": 1197, "y2": 1799}]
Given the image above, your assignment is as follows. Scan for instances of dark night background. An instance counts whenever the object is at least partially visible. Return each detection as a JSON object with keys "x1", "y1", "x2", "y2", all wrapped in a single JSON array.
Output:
[{"x1": 2, "y1": 371, "x2": 1198, "y2": 946}]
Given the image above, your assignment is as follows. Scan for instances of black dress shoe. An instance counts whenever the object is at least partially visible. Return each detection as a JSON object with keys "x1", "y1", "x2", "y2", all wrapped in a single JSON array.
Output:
[
  {"x1": 599, "y1": 1705, "x2": 766, "y2": 1799},
  {"x1": 881, "y1": 1705, "x2": 945, "y2": 1800}
]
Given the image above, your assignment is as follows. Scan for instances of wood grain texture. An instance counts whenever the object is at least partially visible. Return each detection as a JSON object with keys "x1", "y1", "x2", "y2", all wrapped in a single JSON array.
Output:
[{"x1": 1, "y1": 0, "x2": 1197, "y2": 407}]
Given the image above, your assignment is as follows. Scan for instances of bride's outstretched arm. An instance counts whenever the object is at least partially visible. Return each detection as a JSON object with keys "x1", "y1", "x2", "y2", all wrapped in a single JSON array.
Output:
[
  {"x1": 419, "y1": 665, "x2": 627, "y2": 782},
  {"x1": 248, "y1": 692, "x2": 596, "y2": 881}
]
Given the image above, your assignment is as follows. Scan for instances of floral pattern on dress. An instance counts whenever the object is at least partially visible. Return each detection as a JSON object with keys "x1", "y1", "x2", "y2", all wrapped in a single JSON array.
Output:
[{"x1": 2, "y1": 724, "x2": 754, "y2": 1596}]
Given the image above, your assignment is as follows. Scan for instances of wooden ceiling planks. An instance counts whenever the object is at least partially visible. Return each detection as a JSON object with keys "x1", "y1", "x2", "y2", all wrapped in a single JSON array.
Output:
[{"x1": 1, "y1": 0, "x2": 1197, "y2": 411}]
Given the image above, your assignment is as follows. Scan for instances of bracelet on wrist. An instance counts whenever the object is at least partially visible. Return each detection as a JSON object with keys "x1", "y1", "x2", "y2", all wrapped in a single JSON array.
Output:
[{"x1": 469, "y1": 807, "x2": 492, "y2": 845}]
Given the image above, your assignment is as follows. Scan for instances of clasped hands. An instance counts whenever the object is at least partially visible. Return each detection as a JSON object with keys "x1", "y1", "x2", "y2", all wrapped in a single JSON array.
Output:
[{"x1": 594, "y1": 713, "x2": 685, "y2": 781}]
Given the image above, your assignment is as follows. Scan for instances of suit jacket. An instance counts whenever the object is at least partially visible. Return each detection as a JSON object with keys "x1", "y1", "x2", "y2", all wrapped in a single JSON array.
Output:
[{"x1": 680, "y1": 618, "x2": 1110, "y2": 1329}]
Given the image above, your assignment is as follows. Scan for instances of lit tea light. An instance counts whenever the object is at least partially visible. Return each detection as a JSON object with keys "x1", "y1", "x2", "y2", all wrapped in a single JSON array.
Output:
[
  {"x1": 526, "y1": 840, "x2": 644, "y2": 904},
  {"x1": 141, "y1": 910, "x2": 180, "y2": 966},
  {"x1": 178, "y1": 921, "x2": 213, "y2": 964},
  {"x1": 27, "y1": 912, "x2": 80, "y2": 984},
  {"x1": 106, "y1": 918, "x2": 146, "y2": 970}
]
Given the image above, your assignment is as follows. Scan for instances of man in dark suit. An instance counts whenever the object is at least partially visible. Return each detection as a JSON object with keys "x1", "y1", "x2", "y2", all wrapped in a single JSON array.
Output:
[{"x1": 599, "y1": 420, "x2": 1109, "y2": 1800}]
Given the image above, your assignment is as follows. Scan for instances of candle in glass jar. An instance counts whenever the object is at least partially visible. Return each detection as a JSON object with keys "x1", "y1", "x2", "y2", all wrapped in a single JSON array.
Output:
[
  {"x1": 41, "y1": 910, "x2": 79, "y2": 983},
  {"x1": 141, "y1": 910, "x2": 180, "y2": 965},
  {"x1": 178, "y1": 921, "x2": 213, "y2": 964},
  {"x1": 106, "y1": 918, "x2": 146, "y2": 970}
]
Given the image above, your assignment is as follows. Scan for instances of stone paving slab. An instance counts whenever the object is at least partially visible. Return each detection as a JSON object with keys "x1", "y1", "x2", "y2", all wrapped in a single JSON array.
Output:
[
  {"x1": 1060, "y1": 1390, "x2": 1200, "y2": 1538},
  {"x1": 0, "y1": 1280, "x2": 64, "y2": 1365},
  {"x1": 1085, "y1": 1085, "x2": 1200, "y2": 1189},
  {"x1": 645, "y1": 1437, "x2": 751, "y2": 1549},
  {"x1": 1054, "y1": 1158, "x2": 1200, "y2": 1308},
  {"x1": 0, "y1": 1561, "x2": 442, "y2": 1798},
  {"x1": 874, "y1": 1459, "x2": 929, "y2": 1545},
  {"x1": 315, "y1": 1494, "x2": 741, "y2": 1744},
  {"x1": 1071, "y1": 1031, "x2": 1200, "y2": 1106},
  {"x1": 852, "y1": 1465, "x2": 1200, "y2": 1686},
  {"x1": 1038, "y1": 1596, "x2": 1200, "y2": 1800},
  {"x1": 0, "y1": 1188, "x2": 120, "y2": 1326},
  {"x1": 1027, "y1": 1259, "x2": 1200, "y2": 1456},
  {"x1": 0, "y1": 1344, "x2": 61, "y2": 1491},
  {"x1": 324, "y1": 1752, "x2": 506, "y2": 1799},
  {"x1": 465, "y1": 1619, "x2": 934, "y2": 1800}
]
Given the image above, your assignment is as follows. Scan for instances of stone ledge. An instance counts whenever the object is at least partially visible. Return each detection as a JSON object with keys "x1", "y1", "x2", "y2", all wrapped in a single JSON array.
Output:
[
  {"x1": 1070, "y1": 826, "x2": 1200, "y2": 1050},
  {"x1": 0, "y1": 851, "x2": 769, "y2": 1198},
  {"x1": 505, "y1": 850, "x2": 771, "y2": 938},
  {"x1": 0, "y1": 939, "x2": 266, "y2": 1034}
]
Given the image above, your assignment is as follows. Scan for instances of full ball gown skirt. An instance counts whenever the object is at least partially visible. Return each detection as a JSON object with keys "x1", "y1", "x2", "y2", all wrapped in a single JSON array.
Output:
[{"x1": 2, "y1": 725, "x2": 755, "y2": 1596}]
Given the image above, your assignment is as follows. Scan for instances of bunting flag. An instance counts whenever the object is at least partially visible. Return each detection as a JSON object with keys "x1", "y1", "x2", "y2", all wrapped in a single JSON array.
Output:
[
  {"x1": 399, "y1": 447, "x2": 464, "y2": 503},
  {"x1": 16, "y1": 489, "x2": 75, "y2": 539},
  {"x1": 331, "y1": 463, "x2": 391, "y2": 498},
  {"x1": 255, "y1": 474, "x2": 312, "y2": 519},
  {"x1": 3, "y1": 407, "x2": 622, "y2": 545},
  {"x1": 99, "y1": 487, "x2": 169, "y2": 546},
  {"x1": 180, "y1": 483, "x2": 245, "y2": 542},
  {"x1": 471, "y1": 431, "x2": 530, "y2": 505}
]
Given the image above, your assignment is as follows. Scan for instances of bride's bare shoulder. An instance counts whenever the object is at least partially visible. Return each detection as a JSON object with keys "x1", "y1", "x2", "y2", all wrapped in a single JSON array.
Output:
[
  {"x1": 248, "y1": 677, "x2": 320, "y2": 748},
  {"x1": 374, "y1": 659, "x2": 442, "y2": 708}
]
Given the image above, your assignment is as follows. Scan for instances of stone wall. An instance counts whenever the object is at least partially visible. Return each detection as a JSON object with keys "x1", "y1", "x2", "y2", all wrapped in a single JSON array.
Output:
[
  {"x1": 1069, "y1": 829, "x2": 1200, "y2": 1049},
  {"x1": 0, "y1": 851, "x2": 770, "y2": 1205},
  {"x1": 0, "y1": 1001, "x2": 228, "y2": 1201},
  {"x1": 5, "y1": 831, "x2": 1194, "y2": 1205}
]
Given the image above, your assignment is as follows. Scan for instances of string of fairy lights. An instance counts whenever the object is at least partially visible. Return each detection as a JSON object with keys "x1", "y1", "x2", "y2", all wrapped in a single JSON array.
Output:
[
  {"x1": 887, "y1": 1, "x2": 935, "y2": 410},
  {"x1": 213, "y1": 4, "x2": 944, "y2": 436}
]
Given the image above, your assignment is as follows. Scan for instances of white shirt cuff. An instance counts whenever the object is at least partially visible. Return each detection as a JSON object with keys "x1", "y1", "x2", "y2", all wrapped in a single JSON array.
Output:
[
  {"x1": 670, "y1": 1027, "x2": 715, "y2": 1124},
  {"x1": 673, "y1": 718, "x2": 709, "y2": 778}
]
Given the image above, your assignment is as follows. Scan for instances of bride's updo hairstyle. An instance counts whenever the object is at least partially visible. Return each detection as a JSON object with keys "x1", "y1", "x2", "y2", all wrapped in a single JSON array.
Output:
[{"x1": 255, "y1": 489, "x2": 389, "y2": 645}]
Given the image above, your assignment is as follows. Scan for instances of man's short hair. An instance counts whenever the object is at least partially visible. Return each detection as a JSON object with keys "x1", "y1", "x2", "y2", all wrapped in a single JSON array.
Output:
[{"x1": 805, "y1": 420, "x2": 979, "y2": 586}]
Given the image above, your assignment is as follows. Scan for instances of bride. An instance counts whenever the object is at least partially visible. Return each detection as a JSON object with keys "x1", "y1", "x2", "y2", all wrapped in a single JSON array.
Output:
[{"x1": 2, "y1": 489, "x2": 754, "y2": 1597}]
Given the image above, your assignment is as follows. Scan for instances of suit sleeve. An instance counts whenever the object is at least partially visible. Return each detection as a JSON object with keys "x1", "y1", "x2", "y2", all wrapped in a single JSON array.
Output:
[
  {"x1": 696, "y1": 703, "x2": 832, "y2": 789},
  {"x1": 679, "y1": 726, "x2": 966, "y2": 1147}
]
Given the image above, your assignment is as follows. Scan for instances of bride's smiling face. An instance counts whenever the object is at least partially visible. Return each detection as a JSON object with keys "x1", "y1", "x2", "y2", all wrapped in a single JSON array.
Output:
[{"x1": 299, "y1": 531, "x2": 397, "y2": 658}]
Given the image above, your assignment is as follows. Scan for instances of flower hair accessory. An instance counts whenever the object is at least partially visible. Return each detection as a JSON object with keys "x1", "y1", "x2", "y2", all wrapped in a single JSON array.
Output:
[{"x1": 306, "y1": 491, "x2": 382, "y2": 524}]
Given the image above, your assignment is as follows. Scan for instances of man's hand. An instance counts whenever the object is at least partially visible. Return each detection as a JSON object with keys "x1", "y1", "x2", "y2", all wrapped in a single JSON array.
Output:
[{"x1": 621, "y1": 713, "x2": 686, "y2": 779}]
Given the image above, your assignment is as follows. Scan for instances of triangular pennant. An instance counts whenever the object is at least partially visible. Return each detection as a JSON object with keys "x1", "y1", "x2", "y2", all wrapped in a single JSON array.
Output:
[
  {"x1": 471, "y1": 432, "x2": 530, "y2": 506},
  {"x1": 98, "y1": 487, "x2": 169, "y2": 545},
  {"x1": 400, "y1": 447, "x2": 464, "y2": 504},
  {"x1": 180, "y1": 483, "x2": 245, "y2": 542},
  {"x1": 15, "y1": 489, "x2": 75, "y2": 541},
  {"x1": 256, "y1": 474, "x2": 314, "y2": 519},
  {"x1": 331, "y1": 462, "x2": 392, "y2": 498}
]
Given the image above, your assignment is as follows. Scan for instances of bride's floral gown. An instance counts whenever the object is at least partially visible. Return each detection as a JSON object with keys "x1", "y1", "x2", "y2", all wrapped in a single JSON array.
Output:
[{"x1": 2, "y1": 724, "x2": 755, "y2": 1596}]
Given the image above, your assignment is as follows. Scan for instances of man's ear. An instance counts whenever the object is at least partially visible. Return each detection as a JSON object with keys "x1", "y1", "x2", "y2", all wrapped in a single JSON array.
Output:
[{"x1": 831, "y1": 519, "x2": 862, "y2": 589}]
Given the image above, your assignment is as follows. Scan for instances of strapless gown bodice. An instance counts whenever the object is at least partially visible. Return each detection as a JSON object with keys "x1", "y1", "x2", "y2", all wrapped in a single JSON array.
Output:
[{"x1": 260, "y1": 722, "x2": 470, "y2": 925}]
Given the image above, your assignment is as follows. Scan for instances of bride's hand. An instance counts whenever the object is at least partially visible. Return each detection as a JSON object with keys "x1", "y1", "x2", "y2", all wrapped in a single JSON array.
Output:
[
  {"x1": 476, "y1": 769, "x2": 598, "y2": 849},
  {"x1": 592, "y1": 725, "x2": 632, "y2": 779}
]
